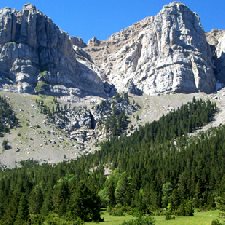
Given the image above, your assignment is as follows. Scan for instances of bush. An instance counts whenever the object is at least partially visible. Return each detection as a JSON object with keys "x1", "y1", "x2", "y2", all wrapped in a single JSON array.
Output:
[
  {"x1": 28, "y1": 214, "x2": 44, "y2": 225},
  {"x1": 42, "y1": 213, "x2": 84, "y2": 225},
  {"x1": 176, "y1": 200, "x2": 194, "y2": 216},
  {"x1": 121, "y1": 216, "x2": 155, "y2": 225},
  {"x1": 165, "y1": 211, "x2": 175, "y2": 220},
  {"x1": 211, "y1": 219, "x2": 222, "y2": 225},
  {"x1": 35, "y1": 81, "x2": 49, "y2": 94},
  {"x1": 2, "y1": 139, "x2": 10, "y2": 150},
  {"x1": 108, "y1": 207, "x2": 125, "y2": 216}
]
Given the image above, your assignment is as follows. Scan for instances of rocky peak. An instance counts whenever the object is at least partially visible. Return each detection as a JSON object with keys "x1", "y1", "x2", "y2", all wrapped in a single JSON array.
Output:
[
  {"x1": 86, "y1": 2, "x2": 216, "y2": 95},
  {"x1": 162, "y1": 2, "x2": 190, "y2": 10},
  {"x1": 70, "y1": 36, "x2": 87, "y2": 48},
  {"x1": 0, "y1": 5, "x2": 107, "y2": 97},
  {"x1": 88, "y1": 37, "x2": 101, "y2": 46},
  {"x1": 23, "y1": 3, "x2": 37, "y2": 11},
  {"x1": 0, "y1": 2, "x2": 220, "y2": 97}
]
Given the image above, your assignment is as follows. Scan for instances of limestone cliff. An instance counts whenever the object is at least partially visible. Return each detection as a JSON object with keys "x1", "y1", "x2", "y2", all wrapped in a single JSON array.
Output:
[
  {"x1": 0, "y1": 4, "x2": 106, "y2": 96},
  {"x1": 86, "y1": 2, "x2": 216, "y2": 95},
  {"x1": 0, "y1": 2, "x2": 221, "y2": 97}
]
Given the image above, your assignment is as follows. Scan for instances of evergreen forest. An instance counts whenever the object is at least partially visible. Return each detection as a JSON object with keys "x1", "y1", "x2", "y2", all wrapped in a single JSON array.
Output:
[{"x1": 2, "y1": 97, "x2": 225, "y2": 224}]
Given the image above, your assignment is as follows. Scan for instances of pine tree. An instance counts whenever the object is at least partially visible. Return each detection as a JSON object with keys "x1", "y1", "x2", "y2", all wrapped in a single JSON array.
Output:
[
  {"x1": 15, "y1": 194, "x2": 29, "y2": 225},
  {"x1": 29, "y1": 185, "x2": 43, "y2": 215}
]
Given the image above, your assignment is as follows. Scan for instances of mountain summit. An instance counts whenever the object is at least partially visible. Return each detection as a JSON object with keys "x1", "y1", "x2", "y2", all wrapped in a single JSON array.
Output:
[
  {"x1": 0, "y1": 2, "x2": 225, "y2": 96},
  {"x1": 86, "y1": 1, "x2": 216, "y2": 95},
  {"x1": 0, "y1": 4, "x2": 108, "y2": 97}
]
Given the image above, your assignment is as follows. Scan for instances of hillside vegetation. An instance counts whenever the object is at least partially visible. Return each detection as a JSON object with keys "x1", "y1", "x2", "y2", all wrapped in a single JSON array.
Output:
[
  {"x1": 0, "y1": 96, "x2": 18, "y2": 137},
  {"x1": 0, "y1": 98, "x2": 223, "y2": 224}
]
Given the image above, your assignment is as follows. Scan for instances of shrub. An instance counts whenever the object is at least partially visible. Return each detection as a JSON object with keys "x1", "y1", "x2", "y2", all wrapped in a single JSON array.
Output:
[
  {"x1": 35, "y1": 81, "x2": 49, "y2": 94},
  {"x1": 176, "y1": 200, "x2": 194, "y2": 216},
  {"x1": 108, "y1": 207, "x2": 125, "y2": 216},
  {"x1": 121, "y1": 216, "x2": 155, "y2": 225},
  {"x1": 2, "y1": 140, "x2": 10, "y2": 150},
  {"x1": 165, "y1": 212, "x2": 175, "y2": 220},
  {"x1": 211, "y1": 219, "x2": 222, "y2": 225}
]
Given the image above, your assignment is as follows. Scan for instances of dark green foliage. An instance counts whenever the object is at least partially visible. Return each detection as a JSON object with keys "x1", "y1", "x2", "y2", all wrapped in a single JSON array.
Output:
[
  {"x1": 27, "y1": 214, "x2": 44, "y2": 225},
  {"x1": 99, "y1": 93, "x2": 132, "y2": 137},
  {"x1": 105, "y1": 108, "x2": 129, "y2": 137},
  {"x1": 15, "y1": 194, "x2": 29, "y2": 225},
  {"x1": 0, "y1": 98, "x2": 221, "y2": 223},
  {"x1": 29, "y1": 185, "x2": 43, "y2": 215},
  {"x1": 0, "y1": 96, "x2": 18, "y2": 136},
  {"x1": 68, "y1": 183, "x2": 102, "y2": 222},
  {"x1": 35, "y1": 81, "x2": 49, "y2": 94},
  {"x1": 176, "y1": 200, "x2": 194, "y2": 216},
  {"x1": 121, "y1": 216, "x2": 155, "y2": 225},
  {"x1": 52, "y1": 181, "x2": 70, "y2": 216},
  {"x1": 95, "y1": 98, "x2": 217, "y2": 212},
  {"x1": 211, "y1": 219, "x2": 223, "y2": 225}
]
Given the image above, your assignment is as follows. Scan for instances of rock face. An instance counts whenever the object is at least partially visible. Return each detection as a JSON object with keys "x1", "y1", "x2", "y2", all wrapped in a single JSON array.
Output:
[
  {"x1": 86, "y1": 2, "x2": 216, "y2": 95},
  {"x1": 0, "y1": 4, "x2": 106, "y2": 96},
  {"x1": 0, "y1": 2, "x2": 221, "y2": 97},
  {"x1": 207, "y1": 30, "x2": 225, "y2": 83},
  {"x1": 70, "y1": 37, "x2": 87, "y2": 48}
]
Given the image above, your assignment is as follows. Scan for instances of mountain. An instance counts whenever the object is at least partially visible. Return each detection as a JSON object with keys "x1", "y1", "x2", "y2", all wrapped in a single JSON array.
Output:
[
  {"x1": 0, "y1": 3, "x2": 109, "y2": 97},
  {"x1": 86, "y1": 2, "x2": 216, "y2": 95},
  {"x1": 1, "y1": 3, "x2": 225, "y2": 224},
  {"x1": 0, "y1": 2, "x2": 224, "y2": 96},
  {"x1": 1, "y1": 2, "x2": 225, "y2": 167}
]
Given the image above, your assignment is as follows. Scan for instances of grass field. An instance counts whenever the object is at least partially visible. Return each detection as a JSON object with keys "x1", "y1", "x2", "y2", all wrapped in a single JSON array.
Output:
[{"x1": 86, "y1": 210, "x2": 219, "y2": 225}]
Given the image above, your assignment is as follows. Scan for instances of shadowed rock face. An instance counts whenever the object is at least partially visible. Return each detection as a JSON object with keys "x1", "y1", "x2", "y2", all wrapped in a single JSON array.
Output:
[
  {"x1": 207, "y1": 30, "x2": 225, "y2": 84},
  {"x1": 86, "y1": 2, "x2": 216, "y2": 95},
  {"x1": 0, "y1": 4, "x2": 106, "y2": 96}
]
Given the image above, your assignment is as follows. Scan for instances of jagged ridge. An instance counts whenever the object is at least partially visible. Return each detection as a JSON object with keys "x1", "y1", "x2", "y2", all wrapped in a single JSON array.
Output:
[
  {"x1": 0, "y1": 2, "x2": 224, "y2": 96},
  {"x1": 0, "y1": 3, "x2": 109, "y2": 97},
  {"x1": 86, "y1": 2, "x2": 217, "y2": 95}
]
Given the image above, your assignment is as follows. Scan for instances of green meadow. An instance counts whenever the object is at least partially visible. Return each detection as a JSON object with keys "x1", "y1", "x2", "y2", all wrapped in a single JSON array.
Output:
[{"x1": 86, "y1": 211, "x2": 219, "y2": 225}]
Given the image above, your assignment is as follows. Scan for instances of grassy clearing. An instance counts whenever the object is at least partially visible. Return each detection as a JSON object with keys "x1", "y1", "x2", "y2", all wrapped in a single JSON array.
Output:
[
  {"x1": 155, "y1": 210, "x2": 219, "y2": 225},
  {"x1": 33, "y1": 95, "x2": 57, "y2": 111},
  {"x1": 86, "y1": 211, "x2": 219, "y2": 225}
]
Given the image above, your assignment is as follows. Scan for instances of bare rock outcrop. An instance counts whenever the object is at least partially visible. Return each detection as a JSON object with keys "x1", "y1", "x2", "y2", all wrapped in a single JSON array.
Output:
[
  {"x1": 0, "y1": 2, "x2": 220, "y2": 97},
  {"x1": 0, "y1": 4, "x2": 106, "y2": 96},
  {"x1": 207, "y1": 30, "x2": 225, "y2": 84},
  {"x1": 86, "y1": 2, "x2": 216, "y2": 95}
]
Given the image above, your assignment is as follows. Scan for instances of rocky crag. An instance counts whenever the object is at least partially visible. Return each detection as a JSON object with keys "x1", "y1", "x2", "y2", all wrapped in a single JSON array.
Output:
[
  {"x1": 0, "y1": 2, "x2": 225, "y2": 97},
  {"x1": 36, "y1": 93, "x2": 137, "y2": 151},
  {"x1": 86, "y1": 2, "x2": 217, "y2": 95},
  {"x1": 0, "y1": 3, "x2": 110, "y2": 97}
]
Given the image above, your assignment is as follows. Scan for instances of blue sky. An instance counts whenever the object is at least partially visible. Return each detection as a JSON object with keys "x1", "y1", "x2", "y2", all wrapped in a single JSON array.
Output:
[{"x1": 0, "y1": 0, "x2": 224, "y2": 42}]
